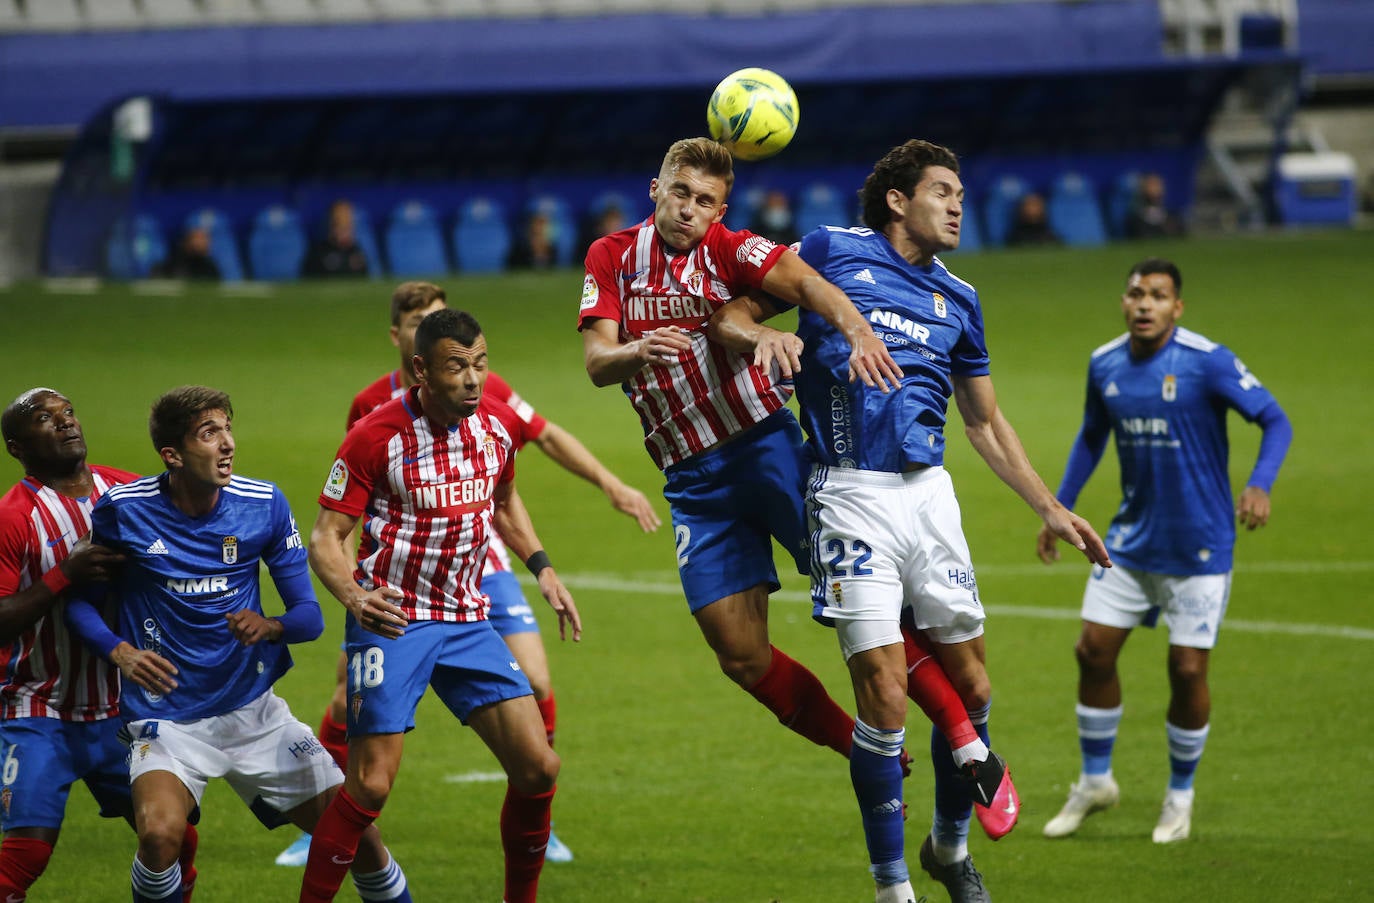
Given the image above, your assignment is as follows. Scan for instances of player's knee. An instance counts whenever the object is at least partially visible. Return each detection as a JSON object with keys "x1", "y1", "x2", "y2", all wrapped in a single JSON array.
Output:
[
  {"x1": 136, "y1": 819, "x2": 185, "y2": 871},
  {"x1": 508, "y1": 747, "x2": 560, "y2": 795},
  {"x1": 1167, "y1": 650, "x2": 1208, "y2": 686},
  {"x1": 1074, "y1": 637, "x2": 1116, "y2": 678},
  {"x1": 716, "y1": 647, "x2": 770, "y2": 688}
]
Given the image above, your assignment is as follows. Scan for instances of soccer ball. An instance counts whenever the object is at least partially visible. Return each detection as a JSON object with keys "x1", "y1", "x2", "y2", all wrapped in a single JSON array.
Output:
[{"x1": 706, "y1": 68, "x2": 799, "y2": 162}]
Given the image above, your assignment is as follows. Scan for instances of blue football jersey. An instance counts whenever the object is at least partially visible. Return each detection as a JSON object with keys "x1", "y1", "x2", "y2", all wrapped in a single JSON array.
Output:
[
  {"x1": 791, "y1": 226, "x2": 990, "y2": 472},
  {"x1": 90, "y1": 473, "x2": 308, "y2": 721},
  {"x1": 1073, "y1": 327, "x2": 1278, "y2": 575}
]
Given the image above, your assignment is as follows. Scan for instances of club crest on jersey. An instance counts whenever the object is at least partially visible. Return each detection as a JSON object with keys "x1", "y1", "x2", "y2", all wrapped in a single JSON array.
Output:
[
  {"x1": 352, "y1": 693, "x2": 364, "y2": 722},
  {"x1": 580, "y1": 274, "x2": 599, "y2": 310},
  {"x1": 222, "y1": 535, "x2": 238, "y2": 564},
  {"x1": 684, "y1": 270, "x2": 705, "y2": 295},
  {"x1": 932, "y1": 292, "x2": 947, "y2": 318},
  {"x1": 483, "y1": 432, "x2": 499, "y2": 468},
  {"x1": 1, "y1": 787, "x2": 11, "y2": 817},
  {"x1": 323, "y1": 459, "x2": 348, "y2": 501},
  {"x1": 831, "y1": 582, "x2": 843, "y2": 606},
  {"x1": 1162, "y1": 374, "x2": 1177, "y2": 402}
]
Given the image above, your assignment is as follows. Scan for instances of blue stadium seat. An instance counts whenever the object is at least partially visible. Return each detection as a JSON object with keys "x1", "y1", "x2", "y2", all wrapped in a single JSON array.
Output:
[
  {"x1": 452, "y1": 197, "x2": 511, "y2": 274},
  {"x1": 1107, "y1": 171, "x2": 1142, "y2": 239},
  {"x1": 794, "y1": 182, "x2": 849, "y2": 234},
  {"x1": 248, "y1": 204, "x2": 307, "y2": 280},
  {"x1": 105, "y1": 214, "x2": 167, "y2": 279},
  {"x1": 385, "y1": 200, "x2": 449, "y2": 276},
  {"x1": 524, "y1": 194, "x2": 576, "y2": 266},
  {"x1": 982, "y1": 174, "x2": 1030, "y2": 247},
  {"x1": 346, "y1": 207, "x2": 384, "y2": 276},
  {"x1": 1048, "y1": 171, "x2": 1108, "y2": 247},
  {"x1": 183, "y1": 207, "x2": 244, "y2": 281}
]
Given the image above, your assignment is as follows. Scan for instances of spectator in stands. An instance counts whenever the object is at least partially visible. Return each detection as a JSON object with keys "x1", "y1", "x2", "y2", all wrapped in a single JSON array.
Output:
[
  {"x1": 1005, "y1": 192, "x2": 1062, "y2": 247},
  {"x1": 580, "y1": 203, "x2": 627, "y2": 258},
  {"x1": 304, "y1": 200, "x2": 369, "y2": 278},
  {"x1": 155, "y1": 225, "x2": 220, "y2": 281},
  {"x1": 509, "y1": 210, "x2": 557, "y2": 270},
  {"x1": 1126, "y1": 173, "x2": 1185, "y2": 240},
  {"x1": 750, "y1": 189, "x2": 799, "y2": 246}
]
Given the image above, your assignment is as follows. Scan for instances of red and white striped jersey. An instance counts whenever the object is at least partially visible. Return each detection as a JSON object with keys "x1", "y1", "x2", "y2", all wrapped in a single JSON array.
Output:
[
  {"x1": 578, "y1": 217, "x2": 791, "y2": 470},
  {"x1": 346, "y1": 371, "x2": 547, "y2": 579},
  {"x1": 0, "y1": 465, "x2": 136, "y2": 721},
  {"x1": 321, "y1": 386, "x2": 516, "y2": 622}
]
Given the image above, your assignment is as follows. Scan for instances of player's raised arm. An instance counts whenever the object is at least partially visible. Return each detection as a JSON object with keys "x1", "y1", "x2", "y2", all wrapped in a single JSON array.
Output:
[
  {"x1": 759, "y1": 251, "x2": 902, "y2": 392},
  {"x1": 706, "y1": 292, "x2": 804, "y2": 381},
  {"x1": 491, "y1": 481, "x2": 580, "y2": 642}
]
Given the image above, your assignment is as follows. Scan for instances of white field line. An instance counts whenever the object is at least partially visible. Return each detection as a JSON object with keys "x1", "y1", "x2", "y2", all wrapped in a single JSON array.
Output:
[
  {"x1": 520, "y1": 564, "x2": 1374, "y2": 642},
  {"x1": 443, "y1": 771, "x2": 507, "y2": 784}
]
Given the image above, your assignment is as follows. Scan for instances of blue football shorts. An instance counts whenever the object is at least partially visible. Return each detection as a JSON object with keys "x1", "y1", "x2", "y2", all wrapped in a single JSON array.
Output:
[
  {"x1": 662, "y1": 410, "x2": 809, "y2": 613},
  {"x1": 344, "y1": 617, "x2": 532, "y2": 733},
  {"x1": 482, "y1": 569, "x2": 540, "y2": 638},
  {"x1": 0, "y1": 717, "x2": 131, "y2": 831}
]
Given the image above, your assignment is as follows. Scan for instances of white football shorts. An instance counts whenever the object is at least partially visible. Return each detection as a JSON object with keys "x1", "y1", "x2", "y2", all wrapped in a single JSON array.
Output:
[
  {"x1": 1081, "y1": 564, "x2": 1232, "y2": 649},
  {"x1": 125, "y1": 688, "x2": 342, "y2": 820},
  {"x1": 808, "y1": 465, "x2": 985, "y2": 660}
]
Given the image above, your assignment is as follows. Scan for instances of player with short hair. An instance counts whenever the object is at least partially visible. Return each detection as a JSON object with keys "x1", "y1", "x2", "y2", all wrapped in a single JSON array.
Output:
[
  {"x1": 0, "y1": 387, "x2": 199, "y2": 902},
  {"x1": 710, "y1": 138, "x2": 1111, "y2": 903},
  {"x1": 62, "y1": 385, "x2": 411, "y2": 903},
  {"x1": 302, "y1": 308, "x2": 580, "y2": 903},
  {"x1": 1038, "y1": 258, "x2": 1291, "y2": 843},
  {"x1": 276, "y1": 280, "x2": 657, "y2": 868}
]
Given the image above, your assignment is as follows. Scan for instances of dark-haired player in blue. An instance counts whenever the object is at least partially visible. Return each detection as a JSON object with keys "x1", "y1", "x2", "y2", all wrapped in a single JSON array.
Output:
[
  {"x1": 711, "y1": 138, "x2": 1112, "y2": 903},
  {"x1": 64, "y1": 385, "x2": 411, "y2": 903},
  {"x1": 1039, "y1": 259, "x2": 1290, "y2": 844}
]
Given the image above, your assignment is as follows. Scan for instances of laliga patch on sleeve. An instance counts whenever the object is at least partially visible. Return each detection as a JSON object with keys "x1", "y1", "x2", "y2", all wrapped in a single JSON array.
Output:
[
  {"x1": 580, "y1": 274, "x2": 599, "y2": 310},
  {"x1": 323, "y1": 459, "x2": 349, "y2": 500}
]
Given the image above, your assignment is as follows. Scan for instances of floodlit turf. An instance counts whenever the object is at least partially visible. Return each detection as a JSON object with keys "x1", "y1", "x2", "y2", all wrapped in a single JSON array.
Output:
[{"x1": 2, "y1": 229, "x2": 1371, "y2": 901}]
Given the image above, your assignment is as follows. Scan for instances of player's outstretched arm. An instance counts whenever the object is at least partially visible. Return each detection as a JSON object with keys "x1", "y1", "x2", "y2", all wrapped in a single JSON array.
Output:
[
  {"x1": 532, "y1": 422, "x2": 660, "y2": 532},
  {"x1": 0, "y1": 534, "x2": 125, "y2": 644},
  {"x1": 309, "y1": 506, "x2": 407, "y2": 639},
  {"x1": 954, "y1": 374, "x2": 1112, "y2": 568},
  {"x1": 582, "y1": 317, "x2": 692, "y2": 387},
  {"x1": 492, "y1": 482, "x2": 581, "y2": 642},
  {"x1": 759, "y1": 252, "x2": 901, "y2": 392},
  {"x1": 706, "y1": 293, "x2": 803, "y2": 380}
]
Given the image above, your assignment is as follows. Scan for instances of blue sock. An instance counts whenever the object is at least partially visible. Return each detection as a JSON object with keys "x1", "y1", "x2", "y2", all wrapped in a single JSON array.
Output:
[
  {"x1": 1166, "y1": 721, "x2": 1208, "y2": 791},
  {"x1": 929, "y1": 701, "x2": 989, "y2": 862},
  {"x1": 851, "y1": 719, "x2": 908, "y2": 886},
  {"x1": 1077, "y1": 703, "x2": 1122, "y2": 776},
  {"x1": 131, "y1": 856, "x2": 180, "y2": 903},
  {"x1": 352, "y1": 850, "x2": 412, "y2": 902}
]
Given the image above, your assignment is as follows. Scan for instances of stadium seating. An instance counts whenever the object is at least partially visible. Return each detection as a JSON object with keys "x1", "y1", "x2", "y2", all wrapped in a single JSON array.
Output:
[
  {"x1": 452, "y1": 197, "x2": 512, "y2": 274},
  {"x1": 184, "y1": 207, "x2": 245, "y2": 281},
  {"x1": 84, "y1": 0, "x2": 143, "y2": 29},
  {"x1": 982, "y1": 174, "x2": 1031, "y2": 247},
  {"x1": 141, "y1": 0, "x2": 203, "y2": 26},
  {"x1": 248, "y1": 205, "x2": 308, "y2": 281},
  {"x1": 1107, "y1": 170, "x2": 1142, "y2": 239},
  {"x1": 794, "y1": 182, "x2": 849, "y2": 235},
  {"x1": 953, "y1": 202, "x2": 984, "y2": 254},
  {"x1": 1047, "y1": 171, "x2": 1109, "y2": 247},
  {"x1": 105, "y1": 215, "x2": 168, "y2": 280},
  {"x1": 386, "y1": 200, "x2": 450, "y2": 276},
  {"x1": 25, "y1": 0, "x2": 82, "y2": 30}
]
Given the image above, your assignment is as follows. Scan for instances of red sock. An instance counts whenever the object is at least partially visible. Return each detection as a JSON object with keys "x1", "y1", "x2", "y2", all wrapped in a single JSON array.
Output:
[
  {"x1": 178, "y1": 823, "x2": 199, "y2": 903},
  {"x1": 0, "y1": 835, "x2": 53, "y2": 898},
  {"x1": 747, "y1": 646, "x2": 855, "y2": 757},
  {"x1": 318, "y1": 709, "x2": 349, "y2": 771},
  {"x1": 300, "y1": 789, "x2": 377, "y2": 902},
  {"x1": 902, "y1": 626, "x2": 978, "y2": 749},
  {"x1": 501, "y1": 785, "x2": 554, "y2": 903},
  {"x1": 535, "y1": 693, "x2": 557, "y2": 748}
]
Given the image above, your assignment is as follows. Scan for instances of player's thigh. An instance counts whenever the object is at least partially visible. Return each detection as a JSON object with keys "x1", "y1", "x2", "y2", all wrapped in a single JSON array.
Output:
[
  {"x1": 466, "y1": 694, "x2": 556, "y2": 790},
  {"x1": 692, "y1": 584, "x2": 775, "y2": 664},
  {"x1": 78, "y1": 718, "x2": 136, "y2": 822},
  {"x1": 1, "y1": 719, "x2": 82, "y2": 832},
  {"x1": 218, "y1": 691, "x2": 343, "y2": 829},
  {"x1": 1159, "y1": 572, "x2": 1231, "y2": 650},
  {"x1": 1081, "y1": 563, "x2": 1157, "y2": 631},
  {"x1": 902, "y1": 469, "x2": 984, "y2": 645},
  {"x1": 428, "y1": 621, "x2": 533, "y2": 726},
  {"x1": 345, "y1": 618, "x2": 443, "y2": 736},
  {"x1": 806, "y1": 468, "x2": 907, "y2": 660}
]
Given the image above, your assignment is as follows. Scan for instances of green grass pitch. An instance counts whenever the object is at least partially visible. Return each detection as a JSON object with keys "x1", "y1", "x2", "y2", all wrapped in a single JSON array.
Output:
[{"x1": 2, "y1": 228, "x2": 1371, "y2": 901}]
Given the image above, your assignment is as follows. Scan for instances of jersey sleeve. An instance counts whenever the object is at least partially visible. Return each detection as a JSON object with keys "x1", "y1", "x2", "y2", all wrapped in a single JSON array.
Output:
[
  {"x1": 950, "y1": 292, "x2": 991, "y2": 376},
  {"x1": 318, "y1": 424, "x2": 386, "y2": 518},
  {"x1": 0, "y1": 503, "x2": 33, "y2": 597},
  {"x1": 485, "y1": 373, "x2": 548, "y2": 444},
  {"x1": 262, "y1": 486, "x2": 309, "y2": 573},
  {"x1": 774, "y1": 227, "x2": 836, "y2": 316},
  {"x1": 88, "y1": 495, "x2": 124, "y2": 553},
  {"x1": 578, "y1": 236, "x2": 626, "y2": 330},
  {"x1": 708, "y1": 226, "x2": 787, "y2": 292},
  {"x1": 1207, "y1": 345, "x2": 1278, "y2": 421}
]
